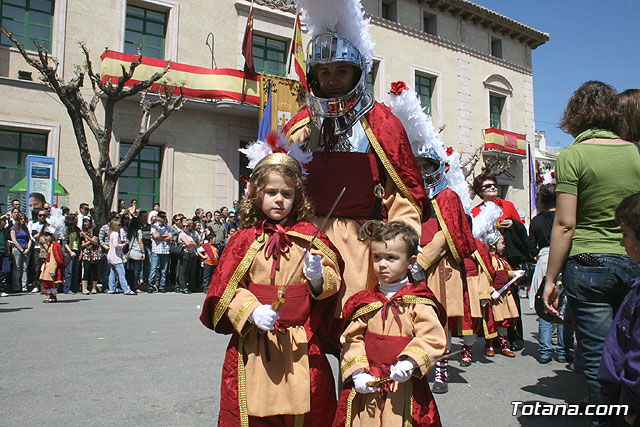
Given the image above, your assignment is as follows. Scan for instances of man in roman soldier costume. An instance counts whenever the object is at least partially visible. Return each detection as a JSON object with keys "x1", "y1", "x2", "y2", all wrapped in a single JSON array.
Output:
[
  {"x1": 283, "y1": 0, "x2": 428, "y2": 314},
  {"x1": 388, "y1": 82, "x2": 485, "y2": 394}
]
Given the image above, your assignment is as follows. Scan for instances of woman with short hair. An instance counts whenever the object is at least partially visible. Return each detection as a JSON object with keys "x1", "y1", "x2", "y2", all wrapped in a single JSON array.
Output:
[
  {"x1": 107, "y1": 219, "x2": 134, "y2": 295},
  {"x1": 9, "y1": 213, "x2": 32, "y2": 292},
  {"x1": 543, "y1": 81, "x2": 640, "y2": 413}
]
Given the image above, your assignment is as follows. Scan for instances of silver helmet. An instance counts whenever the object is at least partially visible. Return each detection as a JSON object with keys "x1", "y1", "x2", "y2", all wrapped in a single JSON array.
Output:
[
  {"x1": 306, "y1": 32, "x2": 374, "y2": 135},
  {"x1": 416, "y1": 147, "x2": 447, "y2": 199}
]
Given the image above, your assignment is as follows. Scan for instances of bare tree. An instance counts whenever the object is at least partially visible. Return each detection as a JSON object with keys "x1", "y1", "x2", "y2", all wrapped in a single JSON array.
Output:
[
  {"x1": 1, "y1": 28, "x2": 186, "y2": 225},
  {"x1": 461, "y1": 144, "x2": 515, "y2": 184}
]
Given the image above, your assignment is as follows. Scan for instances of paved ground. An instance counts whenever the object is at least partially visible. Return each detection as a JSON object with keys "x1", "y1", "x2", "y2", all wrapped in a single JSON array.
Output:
[{"x1": 1, "y1": 292, "x2": 591, "y2": 426}]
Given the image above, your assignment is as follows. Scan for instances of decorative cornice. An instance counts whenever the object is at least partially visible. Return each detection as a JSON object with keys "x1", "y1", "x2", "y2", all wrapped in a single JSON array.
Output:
[
  {"x1": 254, "y1": 0, "x2": 295, "y2": 13},
  {"x1": 421, "y1": 0, "x2": 549, "y2": 49},
  {"x1": 369, "y1": 15, "x2": 533, "y2": 75}
]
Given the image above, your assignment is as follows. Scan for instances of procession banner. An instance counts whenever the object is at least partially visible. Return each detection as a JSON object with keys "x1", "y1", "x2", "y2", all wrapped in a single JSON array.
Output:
[
  {"x1": 100, "y1": 50, "x2": 260, "y2": 104},
  {"x1": 26, "y1": 155, "x2": 55, "y2": 219},
  {"x1": 259, "y1": 74, "x2": 306, "y2": 132},
  {"x1": 483, "y1": 127, "x2": 527, "y2": 157}
]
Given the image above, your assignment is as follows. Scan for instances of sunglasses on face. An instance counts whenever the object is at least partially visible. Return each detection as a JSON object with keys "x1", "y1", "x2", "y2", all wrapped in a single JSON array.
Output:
[{"x1": 482, "y1": 183, "x2": 497, "y2": 190}]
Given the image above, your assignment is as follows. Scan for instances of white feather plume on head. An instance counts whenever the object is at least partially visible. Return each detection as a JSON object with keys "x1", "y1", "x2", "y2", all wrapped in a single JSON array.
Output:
[
  {"x1": 445, "y1": 148, "x2": 473, "y2": 215},
  {"x1": 542, "y1": 169, "x2": 555, "y2": 185},
  {"x1": 472, "y1": 201, "x2": 503, "y2": 246},
  {"x1": 296, "y1": 0, "x2": 375, "y2": 72},
  {"x1": 46, "y1": 207, "x2": 66, "y2": 241},
  {"x1": 387, "y1": 82, "x2": 445, "y2": 161},
  {"x1": 239, "y1": 131, "x2": 313, "y2": 178}
]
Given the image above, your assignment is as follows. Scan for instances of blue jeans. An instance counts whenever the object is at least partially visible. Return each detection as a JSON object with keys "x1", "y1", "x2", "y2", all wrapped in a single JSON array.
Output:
[
  {"x1": 538, "y1": 319, "x2": 574, "y2": 358},
  {"x1": 142, "y1": 245, "x2": 152, "y2": 284},
  {"x1": 202, "y1": 263, "x2": 215, "y2": 294},
  {"x1": 563, "y1": 254, "x2": 640, "y2": 407},
  {"x1": 63, "y1": 252, "x2": 80, "y2": 293},
  {"x1": 0, "y1": 252, "x2": 10, "y2": 285},
  {"x1": 109, "y1": 263, "x2": 131, "y2": 293},
  {"x1": 149, "y1": 253, "x2": 169, "y2": 290}
]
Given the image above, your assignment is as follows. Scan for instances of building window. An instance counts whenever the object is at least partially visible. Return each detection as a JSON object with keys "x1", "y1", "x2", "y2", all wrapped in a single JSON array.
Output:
[
  {"x1": 124, "y1": 5, "x2": 167, "y2": 59},
  {"x1": 118, "y1": 143, "x2": 162, "y2": 211},
  {"x1": 490, "y1": 95, "x2": 504, "y2": 129},
  {"x1": 366, "y1": 61, "x2": 379, "y2": 95},
  {"x1": 253, "y1": 34, "x2": 287, "y2": 76},
  {"x1": 491, "y1": 37, "x2": 502, "y2": 58},
  {"x1": 423, "y1": 12, "x2": 437, "y2": 36},
  {"x1": 1, "y1": 0, "x2": 54, "y2": 51},
  {"x1": 0, "y1": 129, "x2": 47, "y2": 213},
  {"x1": 415, "y1": 74, "x2": 434, "y2": 116},
  {"x1": 381, "y1": 0, "x2": 397, "y2": 21}
]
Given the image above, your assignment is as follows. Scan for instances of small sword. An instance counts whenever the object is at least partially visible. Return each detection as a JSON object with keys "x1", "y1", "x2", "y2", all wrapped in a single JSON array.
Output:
[
  {"x1": 365, "y1": 349, "x2": 464, "y2": 388},
  {"x1": 481, "y1": 271, "x2": 523, "y2": 306},
  {"x1": 271, "y1": 187, "x2": 346, "y2": 312}
]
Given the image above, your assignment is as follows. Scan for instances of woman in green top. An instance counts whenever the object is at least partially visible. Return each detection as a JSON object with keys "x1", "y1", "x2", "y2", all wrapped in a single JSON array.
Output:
[{"x1": 543, "y1": 81, "x2": 640, "y2": 415}]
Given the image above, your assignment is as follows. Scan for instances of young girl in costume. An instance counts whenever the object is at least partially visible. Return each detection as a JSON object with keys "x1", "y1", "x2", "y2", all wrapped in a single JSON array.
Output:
[
  {"x1": 335, "y1": 222, "x2": 446, "y2": 427},
  {"x1": 200, "y1": 152, "x2": 343, "y2": 427},
  {"x1": 40, "y1": 209, "x2": 67, "y2": 303},
  {"x1": 473, "y1": 202, "x2": 523, "y2": 358}
]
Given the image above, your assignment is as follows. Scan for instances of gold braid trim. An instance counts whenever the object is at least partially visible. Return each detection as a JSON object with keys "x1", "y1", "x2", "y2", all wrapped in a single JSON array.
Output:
[
  {"x1": 473, "y1": 250, "x2": 494, "y2": 284},
  {"x1": 213, "y1": 234, "x2": 267, "y2": 329},
  {"x1": 404, "y1": 347, "x2": 432, "y2": 368},
  {"x1": 345, "y1": 388, "x2": 358, "y2": 427},
  {"x1": 431, "y1": 199, "x2": 461, "y2": 264},
  {"x1": 403, "y1": 379, "x2": 414, "y2": 427},
  {"x1": 294, "y1": 414, "x2": 304, "y2": 427},
  {"x1": 401, "y1": 296, "x2": 440, "y2": 318},
  {"x1": 286, "y1": 116, "x2": 311, "y2": 138},
  {"x1": 232, "y1": 298, "x2": 259, "y2": 331},
  {"x1": 285, "y1": 231, "x2": 341, "y2": 277},
  {"x1": 238, "y1": 336, "x2": 249, "y2": 426},
  {"x1": 417, "y1": 252, "x2": 432, "y2": 270},
  {"x1": 340, "y1": 354, "x2": 369, "y2": 376},
  {"x1": 348, "y1": 301, "x2": 383, "y2": 321},
  {"x1": 482, "y1": 313, "x2": 498, "y2": 339},
  {"x1": 361, "y1": 116, "x2": 423, "y2": 220}
]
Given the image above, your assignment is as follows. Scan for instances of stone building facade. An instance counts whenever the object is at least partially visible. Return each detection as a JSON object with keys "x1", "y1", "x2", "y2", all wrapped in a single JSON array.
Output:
[{"x1": 0, "y1": 0, "x2": 547, "y2": 218}]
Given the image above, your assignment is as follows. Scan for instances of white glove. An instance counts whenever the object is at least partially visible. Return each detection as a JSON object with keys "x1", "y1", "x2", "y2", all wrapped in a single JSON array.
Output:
[
  {"x1": 303, "y1": 252, "x2": 323, "y2": 280},
  {"x1": 491, "y1": 290, "x2": 501, "y2": 301},
  {"x1": 249, "y1": 304, "x2": 280, "y2": 331},
  {"x1": 352, "y1": 370, "x2": 377, "y2": 394},
  {"x1": 410, "y1": 260, "x2": 425, "y2": 281},
  {"x1": 514, "y1": 269, "x2": 525, "y2": 278},
  {"x1": 390, "y1": 360, "x2": 415, "y2": 383}
]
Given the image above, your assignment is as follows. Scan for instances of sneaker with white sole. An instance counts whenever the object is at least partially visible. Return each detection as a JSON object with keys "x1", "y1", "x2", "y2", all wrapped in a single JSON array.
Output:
[
  {"x1": 0, "y1": 292, "x2": 8, "y2": 297},
  {"x1": 31, "y1": 288, "x2": 39, "y2": 293}
]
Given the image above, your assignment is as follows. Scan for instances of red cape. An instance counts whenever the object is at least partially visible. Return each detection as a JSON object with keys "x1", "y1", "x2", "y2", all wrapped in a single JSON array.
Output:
[
  {"x1": 428, "y1": 189, "x2": 476, "y2": 262},
  {"x1": 51, "y1": 241, "x2": 66, "y2": 282},
  {"x1": 471, "y1": 198, "x2": 523, "y2": 223},
  {"x1": 283, "y1": 103, "x2": 429, "y2": 219},
  {"x1": 341, "y1": 280, "x2": 446, "y2": 328},
  {"x1": 200, "y1": 220, "x2": 344, "y2": 337}
]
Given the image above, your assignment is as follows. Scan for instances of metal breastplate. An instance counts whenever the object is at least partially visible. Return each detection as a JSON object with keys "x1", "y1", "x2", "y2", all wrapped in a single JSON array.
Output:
[{"x1": 307, "y1": 119, "x2": 371, "y2": 153}]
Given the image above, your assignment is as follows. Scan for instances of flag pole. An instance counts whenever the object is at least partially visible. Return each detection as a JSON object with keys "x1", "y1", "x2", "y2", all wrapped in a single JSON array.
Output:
[
  {"x1": 241, "y1": 0, "x2": 255, "y2": 103},
  {"x1": 287, "y1": 14, "x2": 298, "y2": 75}
]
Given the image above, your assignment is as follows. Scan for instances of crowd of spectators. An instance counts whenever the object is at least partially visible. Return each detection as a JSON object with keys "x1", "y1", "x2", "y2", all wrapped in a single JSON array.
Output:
[{"x1": 0, "y1": 198, "x2": 242, "y2": 297}]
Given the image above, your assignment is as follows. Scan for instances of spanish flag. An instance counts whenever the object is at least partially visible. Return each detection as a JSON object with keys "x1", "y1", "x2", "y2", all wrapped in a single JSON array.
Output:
[{"x1": 291, "y1": 14, "x2": 307, "y2": 88}]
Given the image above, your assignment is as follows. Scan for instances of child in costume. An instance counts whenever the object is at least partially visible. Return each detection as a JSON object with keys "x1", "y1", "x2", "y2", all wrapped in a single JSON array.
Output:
[
  {"x1": 598, "y1": 192, "x2": 640, "y2": 426},
  {"x1": 473, "y1": 202, "x2": 523, "y2": 358},
  {"x1": 335, "y1": 222, "x2": 446, "y2": 427},
  {"x1": 40, "y1": 224, "x2": 66, "y2": 303},
  {"x1": 200, "y1": 152, "x2": 343, "y2": 426}
]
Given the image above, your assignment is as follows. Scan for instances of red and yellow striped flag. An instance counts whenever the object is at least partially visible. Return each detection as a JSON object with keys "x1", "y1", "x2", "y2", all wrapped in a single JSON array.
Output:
[{"x1": 291, "y1": 14, "x2": 307, "y2": 88}]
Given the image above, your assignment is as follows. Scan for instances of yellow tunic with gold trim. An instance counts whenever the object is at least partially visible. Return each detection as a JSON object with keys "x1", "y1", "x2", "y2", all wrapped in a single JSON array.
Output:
[
  {"x1": 335, "y1": 282, "x2": 446, "y2": 427},
  {"x1": 200, "y1": 221, "x2": 343, "y2": 426}
]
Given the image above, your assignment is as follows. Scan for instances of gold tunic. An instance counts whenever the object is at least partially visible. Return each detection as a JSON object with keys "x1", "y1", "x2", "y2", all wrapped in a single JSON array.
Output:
[
  {"x1": 340, "y1": 295, "x2": 446, "y2": 426},
  {"x1": 225, "y1": 238, "x2": 341, "y2": 417},
  {"x1": 490, "y1": 257, "x2": 520, "y2": 322}
]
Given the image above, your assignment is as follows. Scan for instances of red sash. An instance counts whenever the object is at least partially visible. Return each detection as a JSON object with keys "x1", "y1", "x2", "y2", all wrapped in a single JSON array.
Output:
[
  {"x1": 248, "y1": 282, "x2": 312, "y2": 328},
  {"x1": 202, "y1": 243, "x2": 217, "y2": 264},
  {"x1": 364, "y1": 331, "x2": 412, "y2": 379},
  {"x1": 306, "y1": 152, "x2": 381, "y2": 219}
]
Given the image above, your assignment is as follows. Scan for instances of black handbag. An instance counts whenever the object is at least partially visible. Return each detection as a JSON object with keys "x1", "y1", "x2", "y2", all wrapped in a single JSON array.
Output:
[
  {"x1": 534, "y1": 275, "x2": 571, "y2": 324},
  {"x1": 169, "y1": 240, "x2": 184, "y2": 256}
]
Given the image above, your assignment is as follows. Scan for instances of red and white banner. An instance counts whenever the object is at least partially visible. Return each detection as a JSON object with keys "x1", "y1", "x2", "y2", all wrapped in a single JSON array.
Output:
[{"x1": 100, "y1": 50, "x2": 260, "y2": 104}]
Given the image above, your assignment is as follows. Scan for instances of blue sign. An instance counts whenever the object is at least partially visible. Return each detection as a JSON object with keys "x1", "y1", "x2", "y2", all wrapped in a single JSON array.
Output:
[{"x1": 26, "y1": 155, "x2": 55, "y2": 219}]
